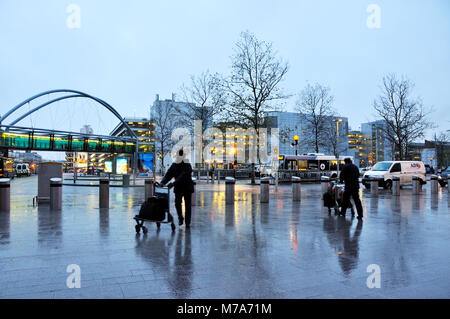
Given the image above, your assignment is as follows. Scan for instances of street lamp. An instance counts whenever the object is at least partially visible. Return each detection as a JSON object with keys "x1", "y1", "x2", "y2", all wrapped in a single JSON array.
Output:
[
  {"x1": 336, "y1": 118, "x2": 343, "y2": 177},
  {"x1": 291, "y1": 135, "x2": 299, "y2": 156}
]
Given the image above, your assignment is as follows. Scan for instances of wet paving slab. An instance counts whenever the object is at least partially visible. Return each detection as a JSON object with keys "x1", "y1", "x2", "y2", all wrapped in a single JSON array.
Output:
[{"x1": 0, "y1": 175, "x2": 449, "y2": 298}]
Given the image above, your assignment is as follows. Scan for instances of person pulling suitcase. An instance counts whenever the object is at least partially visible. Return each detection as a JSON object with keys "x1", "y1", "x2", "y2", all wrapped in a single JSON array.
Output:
[
  {"x1": 161, "y1": 149, "x2": 194, "y2": 228},
  {"x1": 339, "y1": 157, "x2": 363, "y2": 219}
]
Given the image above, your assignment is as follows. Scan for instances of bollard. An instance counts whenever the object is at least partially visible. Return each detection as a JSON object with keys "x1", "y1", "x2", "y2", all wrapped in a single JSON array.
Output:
[
  {"x1": 144, "y1": 179, "x2": 154, "y2": 201},
  {"x1": 192, "y1": 179, "x2": 197, "y2": 206},
  {"x1": 50, "y1": 177, "x2": 62, "y2": 210},
  {"x1": 197, "y1": 170, "x2": 200, "y2": 181},
  {"x1": 225, "y1": 177, "x2": 235, "y2": 204},
  {"x1": 123, "y1": 174, "x2": 130, "y2": 187},
  {"x1": 412, "y1": 175, "x2": 422, "y2": 194},
  {"x1": 370, "y1": 178, "x2": 379, "y2": 196},
  {"x1": 99, "y1": 178, "x2": 110, "y2": 209},
  {"x1": 392, "y1": 175, "x2": 400, "y2": 196},
  {"x1": 430, "y1": 175, "x2": 438, "y2": 194},
  {"x1": 275, "y1": 171, "x2": 279, "y2": 188},
  {"x1": 0, "y1": 178, "x2": 11, "y2": 212},
  {"x1": 292, "y1": 176, "x2": 301, "y2": 201},
  {"x1": 217, "y1": 171, "x2": 220, "y2": 184},
  {"x1": 260, "y1": 177, "x2": 270, "y2": 203},
  {"x1": 321, "y1": 176, "x2": 330, "y2": 194}
]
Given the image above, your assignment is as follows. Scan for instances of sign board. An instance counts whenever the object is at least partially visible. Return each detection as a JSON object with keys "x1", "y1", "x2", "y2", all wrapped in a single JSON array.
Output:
[
  {"x1": 116, "y1": 158, "x2": 128, "y2": 175},
  {"x1": 138, "y1": 153, "x2": 153, "y2": 175},
  {"x1": 104, "y1": 161, "x2": 112, "y2": 173}
]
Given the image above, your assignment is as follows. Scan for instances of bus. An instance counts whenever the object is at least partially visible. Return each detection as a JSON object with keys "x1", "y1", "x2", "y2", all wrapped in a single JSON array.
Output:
[
  {"x1": 0, "y1": 157, "x2": 15, "y2": 178},
  {"x1": 278, "y1": 153, "x2": 353, "y2": 178}
]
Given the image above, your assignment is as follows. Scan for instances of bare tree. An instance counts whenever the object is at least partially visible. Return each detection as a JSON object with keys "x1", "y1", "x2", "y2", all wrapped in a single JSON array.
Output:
[
  {"x1": 323, "y1": 117, "x2": 347, "y2": 157},
  {"x1": 279, "y1": 125, "x2": 299, "y2": 145},
  {"x1": 179, "y1": 71, "x2": 227, "y2": 167},
  {"x1": 179, "y1": 70, "x2": 226, "y2": 132},
  {"x1": 295, "y1": 83, "x2": 335, "y2": 153},
  {"x1": 152, "y1": 100, "x2": 180, "y2": 175},
  {"x1": 222, "y1": 31, "x2": 289, "y2": 183},
  {"x1": 434, "y1": 131, "x2": 450, "y2": 169},
  {"x1": 373, "y1": 74, "x2": 434, "y2": 160}
]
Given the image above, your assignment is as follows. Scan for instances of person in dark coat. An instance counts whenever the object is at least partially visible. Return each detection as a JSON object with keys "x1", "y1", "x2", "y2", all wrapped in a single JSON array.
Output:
[
  {"x1": 161, "y1": 149, "x2": 194, "y2": 227},
  {"x1": 339, "y1": 157, "x2": 363, "y2": 219}
]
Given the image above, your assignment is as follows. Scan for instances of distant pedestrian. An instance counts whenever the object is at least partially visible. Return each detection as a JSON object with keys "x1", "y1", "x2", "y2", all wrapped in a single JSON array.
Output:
[
  {"x1": 161, "y1": 149, "x2": 194, "y2": 227},
  {"x1": 339, "y1": 157, "x2": 363, "y2": 219}
]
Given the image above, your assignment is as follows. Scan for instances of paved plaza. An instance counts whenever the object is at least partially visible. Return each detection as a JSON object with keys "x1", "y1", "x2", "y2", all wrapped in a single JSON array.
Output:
[{"x1": 0, "y1": 176, "x2": 449, "y2": 299}]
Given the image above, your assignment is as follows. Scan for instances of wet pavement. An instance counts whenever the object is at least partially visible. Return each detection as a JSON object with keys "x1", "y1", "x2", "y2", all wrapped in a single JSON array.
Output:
[{"x1": 0, "y1": 175, "x2": 449, "y2": 298}]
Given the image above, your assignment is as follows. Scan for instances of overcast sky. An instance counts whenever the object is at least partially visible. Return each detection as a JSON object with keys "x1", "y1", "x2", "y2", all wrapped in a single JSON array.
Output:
[{"x1": 1, "y1": 0, "x2": 449, "y2": 159}]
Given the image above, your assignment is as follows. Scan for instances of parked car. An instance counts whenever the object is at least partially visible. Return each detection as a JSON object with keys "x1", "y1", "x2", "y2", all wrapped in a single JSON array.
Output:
[
  {"x1": 257, "y1": 165, "x2": 273, "y2": 177},
  {"x1": 362, "y1": 161, "x2": 426, "y2": 189},
  {"x1": 359, "y1": 166, "x2": 372, "y2": 176},
  {"x1": 15, "y1": 163, "x2": 31, "y2": 176},
  {"x1": 438, "y1": 166, "x2": 449, "y2": 187}
]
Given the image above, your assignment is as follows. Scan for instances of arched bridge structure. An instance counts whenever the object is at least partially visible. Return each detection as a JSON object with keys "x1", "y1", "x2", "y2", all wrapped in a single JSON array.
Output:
[{"x1": 0, "y1": 90, "x2": 138, "y2": 154}]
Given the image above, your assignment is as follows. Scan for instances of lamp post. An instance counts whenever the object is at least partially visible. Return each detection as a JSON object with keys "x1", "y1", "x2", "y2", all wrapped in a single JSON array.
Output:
[
  {"x1": 291, "y1": 135, "x2": 299, "y2": 156},
  {"x1": 336, "y1": 119, "x2": 343, "y2": 178}
]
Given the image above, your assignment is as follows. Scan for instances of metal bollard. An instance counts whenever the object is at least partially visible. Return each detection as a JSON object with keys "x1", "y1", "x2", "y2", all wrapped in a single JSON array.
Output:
[
  {"x1": 447, "y1": 176, "x2": 450, "y2": 194},
  {"x1": 321, "y1": 176, "x2": 330, "y2": 194},
  {"x1": 292, "y1": 176, "x2": 301, "y2": 201},
  {"x1": 217, "y1": 171, "x2": 220, "y2": 184},
  {"x1": 99, "y1": 178, "x2": 110, "y2": 209},
  {"x1": 260, "y1": 177, "x2": 270, "y2": 203},
  {"x1": 225, "y1": 177, "x2": 235, "y2": 204},
  {"x1": 197, "y1": 170, "x2": 200, "y2": 181},
  {"x1": 144, "y1": 179, "x2": 154, "y2": 201},
  {"x1": 392, "y1": 175, "x2": 400, "y2": 196},
  {"x1": 50, "y1": 177, "x2": 62, "y2": 210},
  {"x1": 191, "y1": 179, "x2": 197, "y2": 206},
  {"x1": 430, "y1": 175, "x2": 438, "y2": 194},
  {"x1": 412, "y1": 175, "x2": 422, "y2": 194},
  {"x1": 0, "y1": 178, "x2": 11, "y2": 212},
  {"x1": 123, "y1": 174, "x2": 130, "y2": 187},
  {"x1": 370, "y1": 178, "x2": 379, "y2": 196}
]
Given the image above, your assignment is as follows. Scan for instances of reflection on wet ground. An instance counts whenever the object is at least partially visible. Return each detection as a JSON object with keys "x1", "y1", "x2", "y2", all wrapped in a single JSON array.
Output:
[{"x1": 0, "y1": 176, "x2": 448, "y2": 298}]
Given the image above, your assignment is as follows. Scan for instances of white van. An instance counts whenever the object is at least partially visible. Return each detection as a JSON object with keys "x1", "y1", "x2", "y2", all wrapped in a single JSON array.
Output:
[
  {"x1": 15, "y1": 163, "x2": 31, "y2": 177},
  {"x1": 362, "y1": 161, "x2": 426, "y2": 189}
]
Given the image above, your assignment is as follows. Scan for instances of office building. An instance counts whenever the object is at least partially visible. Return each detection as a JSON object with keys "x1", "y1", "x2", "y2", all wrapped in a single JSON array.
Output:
[{"x1": 360, "y1": 120, "x2": 392, "y2": 165}]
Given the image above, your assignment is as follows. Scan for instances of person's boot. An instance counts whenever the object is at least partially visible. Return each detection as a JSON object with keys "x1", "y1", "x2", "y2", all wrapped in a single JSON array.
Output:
[{"x1": 178, "y1": 216, "x2": 184, "y2": 226}]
